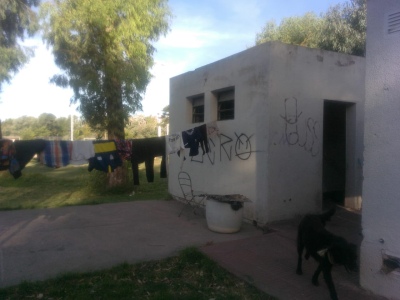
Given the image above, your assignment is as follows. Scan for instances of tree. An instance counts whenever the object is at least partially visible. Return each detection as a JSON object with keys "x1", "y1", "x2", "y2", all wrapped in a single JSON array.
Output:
[
  {"x1": 160, "y1": 105, "x2": 169, "y2": 135},
  {"x1": 256, "y1": 13, "x2": 323, "y2": 49},
  {"x1": 40, "y1": 0, "x2": 171, "y2": 140},
  {"x1": 255, "y1": 0, "x2": 366, "y2": 56},
  {"x1": 125, "y1": 115, "x2": 158, "y2": 139},
  {"x1": 72, "y1": 116, "x2": 102, "y2": 140},
  {"x1": 0, "y1": 0, "x2": 40, "y2": 92},
  {"x1": 319, "y1": 0, "x2": 366, "y2": 56},
  {"x1": 37, "y1": 113, "x2": 60, "y2": 138}
]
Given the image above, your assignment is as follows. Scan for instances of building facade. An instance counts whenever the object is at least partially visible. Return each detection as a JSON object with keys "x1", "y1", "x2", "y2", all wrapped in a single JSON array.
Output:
[
  {"x1": 169, "y1": 41, "x2": 365, "y2": 224},
  {"x1": 360, "y1": 0, "x2": 400, "y2": 298}
]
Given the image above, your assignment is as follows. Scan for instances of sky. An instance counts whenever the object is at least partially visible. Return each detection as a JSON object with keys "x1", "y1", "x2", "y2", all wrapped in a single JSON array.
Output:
[{"x1": 0, "y1": 0, "x2": 349, "y2": 121}]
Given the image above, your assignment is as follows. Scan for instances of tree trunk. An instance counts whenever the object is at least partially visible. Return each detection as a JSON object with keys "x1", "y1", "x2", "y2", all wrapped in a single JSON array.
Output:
[
  {"x1": 105, "y1": 74, "x2": 128, "y2": 189},
  {"x1": 107, "y1": 164, "x2": 128, "y2": 188}
]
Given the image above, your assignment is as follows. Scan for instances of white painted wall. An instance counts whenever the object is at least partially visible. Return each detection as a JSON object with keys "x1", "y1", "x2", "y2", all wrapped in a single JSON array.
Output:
[
  {"x1": 169, "y1": 44, "x2": 271, "y2": 223},
  {"x1": 360, "y1": 0, "x2": 400, "y2": 298},
  {"x1": 169, "y1": 41, "x2": 364, "y2": 224},
  {"x1": 267, "y1": 43, "x2": 365, "y2": 221}
]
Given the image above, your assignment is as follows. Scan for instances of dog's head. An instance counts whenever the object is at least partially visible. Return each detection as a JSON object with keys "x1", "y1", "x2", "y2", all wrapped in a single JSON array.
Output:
[{"x1": 328, "y1": 241, "x2": 358, "y2": 272}]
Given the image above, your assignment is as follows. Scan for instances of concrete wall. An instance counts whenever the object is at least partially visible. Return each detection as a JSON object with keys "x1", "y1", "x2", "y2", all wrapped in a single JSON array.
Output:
[
  {"x1": 360, "y1": 0, "x2": 400, "y2": 298},
  {"x1": 169, "y1": 41, "x2": 365, "y2": 224},
  {"x1": 169, "y1": 44, "x2": 271, "y2": 223},
  {"x1": 267, "y1": 43, "x2": 365, "y2": 221}
]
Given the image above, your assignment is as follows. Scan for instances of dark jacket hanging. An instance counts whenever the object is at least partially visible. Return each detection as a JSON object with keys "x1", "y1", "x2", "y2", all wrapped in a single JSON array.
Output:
[{"x1": 182, "y1": 124, "x2": 209, "y2": 157}]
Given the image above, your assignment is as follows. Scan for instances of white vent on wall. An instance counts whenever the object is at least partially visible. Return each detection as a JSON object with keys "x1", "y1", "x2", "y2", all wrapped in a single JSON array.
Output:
[{"x1": 386, "y1": 11, "x2": 400, "y2": 35}]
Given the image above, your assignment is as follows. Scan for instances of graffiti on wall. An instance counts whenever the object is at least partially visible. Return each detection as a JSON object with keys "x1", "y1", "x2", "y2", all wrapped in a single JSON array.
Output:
[
  {"x1": 280, "y1": 97, "x2": 320, "y2": 157},
  {"x1": 190, "y1": 131, "x2": 255, "y2": 165}
]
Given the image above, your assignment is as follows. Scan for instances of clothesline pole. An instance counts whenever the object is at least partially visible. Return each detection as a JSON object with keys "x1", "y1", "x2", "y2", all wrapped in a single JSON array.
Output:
[
  {"x1": 70, "y1": 113, "x2": 74, "y2": 141},
  {"x1": 157, "y1": 113, "x2": 161, "y2": 137}
]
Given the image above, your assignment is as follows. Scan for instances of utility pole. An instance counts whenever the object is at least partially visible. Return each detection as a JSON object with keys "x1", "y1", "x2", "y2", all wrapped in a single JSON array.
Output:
[{"x1": 70, "y1": 114, "x2": 74, "y2": 141}]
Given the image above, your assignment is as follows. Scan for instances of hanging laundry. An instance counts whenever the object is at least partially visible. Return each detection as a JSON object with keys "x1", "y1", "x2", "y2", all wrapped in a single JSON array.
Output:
[
  {"x1": 166, "y1": 132, "x2": 184, "y2": 155},
  {"x1": 114, "y1": 139, "x2": 132, "y2": 160},
  {"x1": 1, "y1": 139, "x2": 47, "y2": 179},
  {"x1": 88, "y1": 140, "x2": 122, "y2": 173},
  {"x1": 0, "y1": 139, "x2": 15, "y2": 171},
  {"x1": 182, "y1": 125, "x2": 209, "y2": 157},
  {"x1": 13, "y1": 139, "x2": 47, "y2": 178},
  {"x1": 0, "y1": 139, "x2": 20, "y2": 178},
  {"x1": 197, "y1": 124, "x2": 210, "y2": 155},
  {"x1": 131, "y1": 136, "x2": 167, "y2": 185},
  {"x1": 41, "y1": 140, "x2": 72, "y2": 168},
  {"x1": 70, "y1": 140, "x2": 95, "y2": 165}
]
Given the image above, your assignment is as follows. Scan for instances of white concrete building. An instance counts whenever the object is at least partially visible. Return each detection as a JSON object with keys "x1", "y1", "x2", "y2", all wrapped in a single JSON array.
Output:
[
  {"x1": 169, "y1": 41, "x2": 365, "y2": 224},
  {"x1": 360, "y1": 0, "x2": 400, "y2": 298}
]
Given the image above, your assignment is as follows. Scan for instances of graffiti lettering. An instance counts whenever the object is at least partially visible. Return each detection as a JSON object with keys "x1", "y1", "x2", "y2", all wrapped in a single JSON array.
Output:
[
  {"x1": 298, "y1": 117, "x2": 320, "y2": 157},
  {"x1": 281, "y1": 97, "x2": 302, "y2": 145},
  {"x1": 189, "y1": 131, "x2": 256, "y2": 165},
  {"x1": 220, "y1": 134, "x2": 233, "y2": 162},
  {"x1": 235, "y1": 133, "x2": 253, "y2": 160},
  {"x1": 206, "y1": 138, "x2": 216, "y2": 165},
  {"x1": 280, "y1": 97, "x2": 320, "y2": 157}
]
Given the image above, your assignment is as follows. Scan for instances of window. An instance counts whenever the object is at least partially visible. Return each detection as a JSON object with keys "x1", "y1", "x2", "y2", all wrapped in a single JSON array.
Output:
[
  {"x1": 189, "y1": 94, "x2": 204, "y2": 123},
  {"x1": 216, "y1": 88, "x2": 234, "y2": 121}
]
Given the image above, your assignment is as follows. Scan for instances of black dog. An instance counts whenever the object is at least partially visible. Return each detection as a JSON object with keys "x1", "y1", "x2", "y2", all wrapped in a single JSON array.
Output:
[{"x1": 296, "y1": 207, "x2": 357, "y2": 300}]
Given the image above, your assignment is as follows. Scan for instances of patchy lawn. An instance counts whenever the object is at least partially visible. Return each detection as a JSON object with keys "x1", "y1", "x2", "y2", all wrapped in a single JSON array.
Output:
[
  {"x1": 0, "y1": 248, "x2": 274, "y2": 300},
  {"x1": 0, "y1": 158, "x2": 169, "y2": 210}
]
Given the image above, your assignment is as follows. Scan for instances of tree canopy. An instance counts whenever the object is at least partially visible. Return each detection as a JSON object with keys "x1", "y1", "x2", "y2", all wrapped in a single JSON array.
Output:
[
  {"x1": 1, "y1": 114, "x2": 161, "y2": 140},
  {"x1": 0, "y1": 0, "x2": 40, "y2": 92},
  {"x1": 256, "y1": 0, "x2": 366, "y2": 56},
  {"x1": 40, "y1": 0, "x2": 171, "y2": 139},
  {"x1": 256, "y1": 13, "x2": 323, "y2": 49},
  {"x1": 1, "y1": 113, "x2": 68, "y2": 139}
]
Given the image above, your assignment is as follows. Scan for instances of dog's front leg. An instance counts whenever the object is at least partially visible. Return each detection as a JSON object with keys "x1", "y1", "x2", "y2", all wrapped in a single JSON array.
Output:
[{"x1": 322, "y1": 262, "x2": 338, "y2": 300}]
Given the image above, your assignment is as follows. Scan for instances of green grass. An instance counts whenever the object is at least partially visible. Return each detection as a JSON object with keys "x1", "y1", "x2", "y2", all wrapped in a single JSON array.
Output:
[
  {"x1": 0, "y1": 159, "x2": 275, "y2": 299},
  {"x1": 0, "y1": 157, "x2": 169, "y2": 210},
  {"x1": 0, "y1": 248, "x2": 274, "y2": 300}
]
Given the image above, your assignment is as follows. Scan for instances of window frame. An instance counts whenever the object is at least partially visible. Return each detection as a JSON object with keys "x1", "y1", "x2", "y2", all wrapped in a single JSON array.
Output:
[
  {"x1": 215, "y1": 88, "x2": 235, "y2": 121},
  {"x1": 188, "y1": 94, "x2": 205, "y2": 123}
]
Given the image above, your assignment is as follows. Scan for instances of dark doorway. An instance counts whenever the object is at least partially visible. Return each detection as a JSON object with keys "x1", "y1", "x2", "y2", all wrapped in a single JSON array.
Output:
[{"x1": 323, "y1": 100, "x2": 348, "y2": 205}]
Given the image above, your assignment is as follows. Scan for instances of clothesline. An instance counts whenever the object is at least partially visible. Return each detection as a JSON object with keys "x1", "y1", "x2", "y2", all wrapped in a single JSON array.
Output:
[
  {"x1": 1, "y1": 120, "x2": 220, "y2": 181},
  {"x1": 166, "y1": 120, "x2": 219, "y2": 156},
  {"x1": 0, "y1": 138, "x2": 166, "y2": 185}
]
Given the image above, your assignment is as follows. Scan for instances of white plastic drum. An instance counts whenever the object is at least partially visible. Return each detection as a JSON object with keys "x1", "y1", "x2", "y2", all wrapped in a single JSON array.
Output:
[{"x1": 205, "y1": 198, "x2": 243, "y2": 233}]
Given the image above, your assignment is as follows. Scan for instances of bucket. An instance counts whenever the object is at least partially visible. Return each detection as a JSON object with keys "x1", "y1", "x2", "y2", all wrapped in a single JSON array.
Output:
[{"x1": 205, "y1": 198, "x2": 243, "y2": 233}]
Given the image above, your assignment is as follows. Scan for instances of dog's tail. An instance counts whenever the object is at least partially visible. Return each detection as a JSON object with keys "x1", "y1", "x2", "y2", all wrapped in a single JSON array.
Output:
[{"x1": 319, "y1": 206, "x2": 336, "y2": 224}]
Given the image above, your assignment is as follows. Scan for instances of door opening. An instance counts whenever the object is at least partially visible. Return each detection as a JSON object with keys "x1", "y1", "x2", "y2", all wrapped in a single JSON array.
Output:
[{"x1": 323, "y1": 100, "x2": 350, "y2": 206}]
